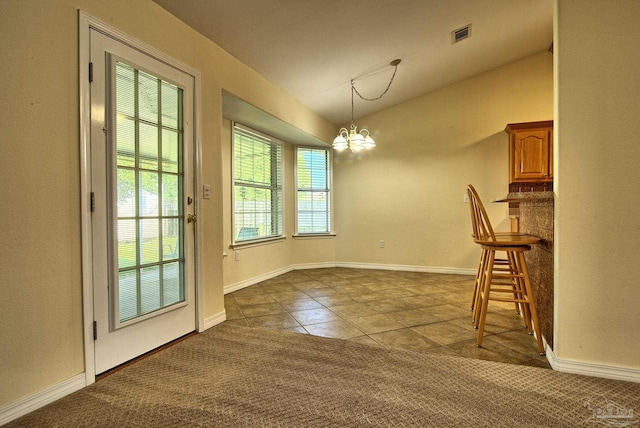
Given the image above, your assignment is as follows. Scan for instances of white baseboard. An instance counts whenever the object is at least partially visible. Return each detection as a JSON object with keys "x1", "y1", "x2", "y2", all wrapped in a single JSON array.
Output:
[
  {"x1": 545, "y1": 345, "x2": 640, "y2": 383},
  {"x1": 289, "y1": 261, "x2": 337, "y2": 271},
  {"x1": 202, "y1": 310, "x2": 227, "y2": 331},
  {"x1": 335, "y1": 261, "x2": 476, "y2": 276},
  {"x1": 0, "y1": 373, "x2": 86, "y2": 426},
  {"x1": 224, "y1": 266, "x2": 292, "y2": 294},
  {"x1": 224, "y1": 262, "x2": 475, "y2": 295},
  {"x1": 223, "y1": 262, "x2": 338, "y2": 294}
]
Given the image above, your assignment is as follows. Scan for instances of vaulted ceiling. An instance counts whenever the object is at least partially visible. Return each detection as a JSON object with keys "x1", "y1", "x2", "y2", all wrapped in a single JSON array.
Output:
[{"x1": 154, "y1": 0, "x2": 553, "y2": 126}]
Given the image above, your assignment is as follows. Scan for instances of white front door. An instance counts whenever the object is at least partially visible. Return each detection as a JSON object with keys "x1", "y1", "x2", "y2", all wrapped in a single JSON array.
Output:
[{"x1": 90, "y1": 29, "x2": 196, "y2": 374}]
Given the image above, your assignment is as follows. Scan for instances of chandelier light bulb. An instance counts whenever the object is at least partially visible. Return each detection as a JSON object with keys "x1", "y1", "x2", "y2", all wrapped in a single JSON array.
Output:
[
  {"x1": 349, "y1": 129, "x2": 366, "y2": 151},
  {"x1": 363, "y1": 133, "x2": 376, "y2": 149},
  {"x1": 332, "y1": 130, "x2": 349, "y2": 151}
]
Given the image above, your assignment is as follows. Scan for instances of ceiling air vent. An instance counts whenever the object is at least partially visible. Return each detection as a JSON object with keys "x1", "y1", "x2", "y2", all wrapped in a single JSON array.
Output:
[{"x1": 452, "y1": 24, "x2": 472, "y2": 44}]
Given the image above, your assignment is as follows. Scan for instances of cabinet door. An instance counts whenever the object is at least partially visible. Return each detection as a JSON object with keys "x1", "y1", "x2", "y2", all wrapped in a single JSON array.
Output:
[{"x1": 511, "y1": 129, "x2": 552, "y2": 182}]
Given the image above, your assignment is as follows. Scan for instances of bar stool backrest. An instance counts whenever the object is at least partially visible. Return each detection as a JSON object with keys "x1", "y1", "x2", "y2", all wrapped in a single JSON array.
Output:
[{"x1": 467, "y1": 184, "x2": 497, "y2": 244}]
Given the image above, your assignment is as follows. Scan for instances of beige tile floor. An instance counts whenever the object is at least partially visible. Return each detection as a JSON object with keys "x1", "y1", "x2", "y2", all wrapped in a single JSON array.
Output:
[{"x1": 224, "y1": 268, "x2": 551, "y2": 369}]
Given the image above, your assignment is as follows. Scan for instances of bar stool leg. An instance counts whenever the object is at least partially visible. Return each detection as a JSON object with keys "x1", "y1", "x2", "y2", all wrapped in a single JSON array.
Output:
[
  {"x1": 516, "y1": 251, "x2": 545, "y2": 355},
  {"x1": 472, "y1": 248, "x2": 489, "y2": 324},
  {"x1": 475, "y1": 248, "x2": 495, "y2": 347},
  {"x1": 470, "y1": 249, "x2": 483, "y2": 311},
  {"x1": 507, "y1": 252, "x2": 523, "y2": 316}
]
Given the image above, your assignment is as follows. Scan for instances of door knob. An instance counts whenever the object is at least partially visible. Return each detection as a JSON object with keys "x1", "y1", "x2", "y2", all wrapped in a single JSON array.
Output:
[{"x1": 187, "y1": 213, "x2": 197, "y2": 223}]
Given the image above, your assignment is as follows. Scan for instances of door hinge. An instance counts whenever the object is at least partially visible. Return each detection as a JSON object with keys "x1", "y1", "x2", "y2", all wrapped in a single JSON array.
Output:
[
  {"x1": 90, "y1": 192, "x2": 95, "y2": 212},
  {"x1": 89, "y1": 62, "x2": 93, "y2": 82},
  {"x1": 93, "y1": 321, "x2": 97, "y2": 340}
]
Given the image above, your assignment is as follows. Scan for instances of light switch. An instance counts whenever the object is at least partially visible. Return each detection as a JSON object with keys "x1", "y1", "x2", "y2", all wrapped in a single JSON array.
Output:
[{"x1": 203, "y1": 184, "x2": 211, "y2": 199}]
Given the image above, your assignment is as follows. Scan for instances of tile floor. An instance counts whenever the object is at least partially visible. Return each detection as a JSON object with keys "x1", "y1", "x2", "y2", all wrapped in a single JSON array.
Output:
[{"x1": 224, "y1": 267, "x2": 551, "y2": 369}]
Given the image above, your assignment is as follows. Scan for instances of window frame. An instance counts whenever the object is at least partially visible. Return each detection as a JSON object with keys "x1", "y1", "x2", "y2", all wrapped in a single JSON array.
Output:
[
  {"x1": 231, "y1": 123, "x2": 285, "y2": 247},
  {"x1": 294, "y1": 145, "x2": 334, "y2": 237}
]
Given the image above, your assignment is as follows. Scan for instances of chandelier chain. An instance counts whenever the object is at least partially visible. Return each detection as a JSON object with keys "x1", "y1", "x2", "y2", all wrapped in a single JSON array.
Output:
[{"x1": 351, "y1": 63, "x2": 399, "y2": 102}]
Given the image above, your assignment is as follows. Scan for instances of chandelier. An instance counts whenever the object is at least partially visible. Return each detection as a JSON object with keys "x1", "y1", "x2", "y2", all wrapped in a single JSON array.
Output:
[{"x1": 333, "y1": 59, "x2": 401, "y2": 152}]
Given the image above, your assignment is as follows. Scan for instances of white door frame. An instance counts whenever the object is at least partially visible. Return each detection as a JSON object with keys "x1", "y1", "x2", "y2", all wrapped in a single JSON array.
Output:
[{"x1": 79, "y1": 11, "x2": 204, "y2": 385}]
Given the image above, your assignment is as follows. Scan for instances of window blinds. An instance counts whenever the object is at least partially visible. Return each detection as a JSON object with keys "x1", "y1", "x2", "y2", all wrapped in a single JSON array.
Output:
[
  {"x1": 233, "y1": 124, "x2": 283, "y2": 242},
  {"x1": 296, "y1": 147, "x2": 331, "y2": 234}
]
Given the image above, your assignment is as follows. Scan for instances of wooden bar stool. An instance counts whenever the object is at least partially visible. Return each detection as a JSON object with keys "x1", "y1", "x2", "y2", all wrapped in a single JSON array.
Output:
[
  {"x1": 466, "y1": 185, "x2": 545, "y2": 355},
  {"x1": 468, "y1": 192, "x2": 522, "y2": 315}
]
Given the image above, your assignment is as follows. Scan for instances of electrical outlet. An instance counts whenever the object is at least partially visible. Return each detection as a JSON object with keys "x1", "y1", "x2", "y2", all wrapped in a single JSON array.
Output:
[
  {"x1": 235, "y1": 251, "x2": 240, "y2": 261},
  {"x1": 203, "y1": 184, "x2": 211, "y2": 199},
  {"x1": 379, "y1": 240, "x2": 385, "y2": 248},
  {"x1": 463, "y1": 193, "x2": 469, "y2": 203}
]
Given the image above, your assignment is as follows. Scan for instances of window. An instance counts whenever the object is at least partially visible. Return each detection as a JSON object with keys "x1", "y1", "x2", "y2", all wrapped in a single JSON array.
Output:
[
  {"x1": 114, "y1": 61, "x2": 185, "y2": 323},
  {"x1": 296, "y1": 147, "x2": 332, "y2": 234},
  {"x1": 233, "y1": 124, "x2": 283, "y2": 243}
]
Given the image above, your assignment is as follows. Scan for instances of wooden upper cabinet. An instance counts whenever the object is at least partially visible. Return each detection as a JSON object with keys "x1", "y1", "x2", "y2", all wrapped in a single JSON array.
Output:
[{"x1": 505, "y1": 121, "x2": 553, "y2": 183}]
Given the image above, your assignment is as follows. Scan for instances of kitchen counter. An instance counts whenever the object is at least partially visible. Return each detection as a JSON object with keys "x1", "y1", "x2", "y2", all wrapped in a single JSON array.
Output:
[{"x1": 493, "y1": 191, "x2": 554, "y2": 203}]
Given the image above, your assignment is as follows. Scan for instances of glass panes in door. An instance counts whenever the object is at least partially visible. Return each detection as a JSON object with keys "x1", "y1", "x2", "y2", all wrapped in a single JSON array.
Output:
[{"x1": 114, "y1": 61, "x2": 184, "y2": 325}]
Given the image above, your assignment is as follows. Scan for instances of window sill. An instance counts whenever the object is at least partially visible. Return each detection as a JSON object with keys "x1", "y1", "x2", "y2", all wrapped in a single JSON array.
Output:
[
  {"x1": 292, "y1": 233, "x2": 336, "y2": 240},
  {"x1": 230, "y1": 236, "x2": 286, "y2": 250}
]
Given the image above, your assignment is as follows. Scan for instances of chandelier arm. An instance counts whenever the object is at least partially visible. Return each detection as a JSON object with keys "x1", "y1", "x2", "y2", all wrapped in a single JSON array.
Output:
[{"x1": 351, "y1": 64, "x2": 399, "y2": 102}]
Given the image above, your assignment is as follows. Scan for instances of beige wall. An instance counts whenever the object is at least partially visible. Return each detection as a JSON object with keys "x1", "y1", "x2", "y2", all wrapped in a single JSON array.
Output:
[
  {"x1": 554, "y1": 0, "x2": 640, "y2": 368},
  {"x1": 334, "y1": 52, "x2": 554, "y2": 270},
  {"x1": 0, "y1": 0, "x2": 334, "y2": 408}
]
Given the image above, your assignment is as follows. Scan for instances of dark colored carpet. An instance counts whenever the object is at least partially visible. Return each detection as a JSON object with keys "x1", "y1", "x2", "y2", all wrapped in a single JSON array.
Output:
[{"x1": 7, "y1": 323, "x2": 640, "y2": 427}]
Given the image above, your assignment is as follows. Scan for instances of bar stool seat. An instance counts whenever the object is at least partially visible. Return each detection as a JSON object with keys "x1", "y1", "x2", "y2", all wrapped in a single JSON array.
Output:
[{"x1": 467, "y1": 185, "x2": 545, "y2": 355}]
